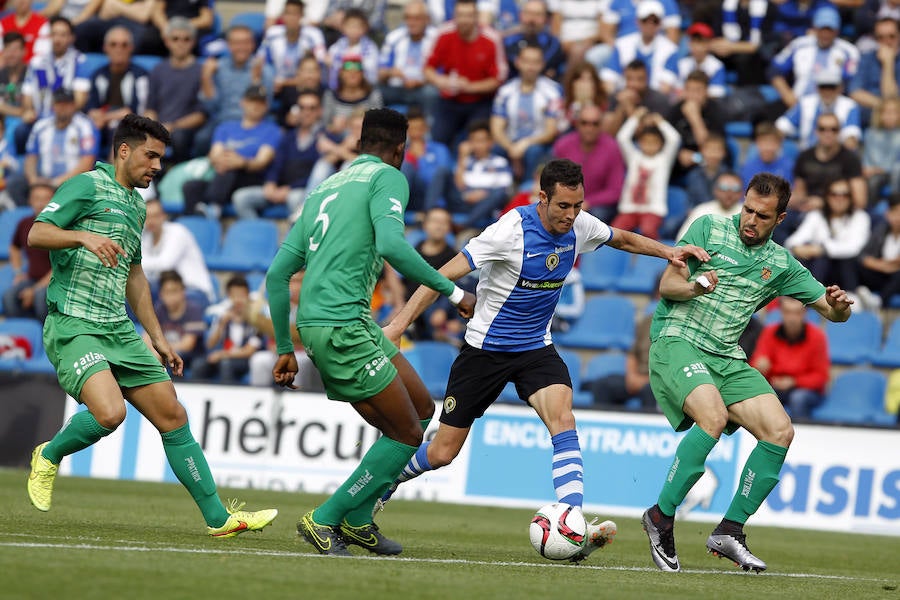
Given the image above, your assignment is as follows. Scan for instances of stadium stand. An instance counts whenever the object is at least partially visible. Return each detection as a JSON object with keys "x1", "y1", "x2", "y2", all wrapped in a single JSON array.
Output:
[
  {"x1": 206, "y1": 219, "x2": 280, "y2": 272},
  {"x1": 812, "y1": 370, "x2": 894, "y2": 427},
  {"x1": 555, "y1": 296, "x2": 635, "y2": 351},
  {"x1": 825, "y1": 312, "x2": 882, "y2": 366}
]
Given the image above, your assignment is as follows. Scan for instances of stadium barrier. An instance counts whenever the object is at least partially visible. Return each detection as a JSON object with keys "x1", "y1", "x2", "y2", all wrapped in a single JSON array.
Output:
[{"x1": 28, "y1": 382, "x2": 900, "y2": 537}]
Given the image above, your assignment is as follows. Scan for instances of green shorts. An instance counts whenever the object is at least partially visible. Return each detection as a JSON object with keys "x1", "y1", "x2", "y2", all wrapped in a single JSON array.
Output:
[
  {"x1": 43, "y1": 312, "x2": 170, "y2": 401},
  {"x1": 299, "y1": 318, "x2": 399, "y2": 402},
  {"x1": 649, "y1": 337, "x2": 773, "y2": 434}
]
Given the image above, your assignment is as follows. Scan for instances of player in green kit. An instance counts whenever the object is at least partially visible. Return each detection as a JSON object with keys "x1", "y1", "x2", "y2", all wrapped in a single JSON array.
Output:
[
  {"x1": 641, "y1": 173, "x2": 854, "y2": 573},
  {"x1": 266, "y1": 107, "x2": 476, "y2": 556},
  {"x1": 26, "y1": 114, "x2": 277, "y2": 538}
]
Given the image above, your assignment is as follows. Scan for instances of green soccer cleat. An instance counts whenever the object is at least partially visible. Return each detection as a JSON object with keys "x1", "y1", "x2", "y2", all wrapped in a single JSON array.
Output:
[
  {"x1": 339, "y1": 519, "x2": 402, "y2": 555},
  {"x1": 207, "y1": 499, "x2": 278, "y2": 538},
  {"x1": 297, "y1": 510, "x2": 351, "y2": 556},
  {"x1": 27, "y1": 442, "x2": 58, "y2": 512}
]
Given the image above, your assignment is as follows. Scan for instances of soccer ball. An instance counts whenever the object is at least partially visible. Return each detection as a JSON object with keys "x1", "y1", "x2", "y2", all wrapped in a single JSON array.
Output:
[{"x1": 529, "y1": 502, "x2": 587, "y2": 560}]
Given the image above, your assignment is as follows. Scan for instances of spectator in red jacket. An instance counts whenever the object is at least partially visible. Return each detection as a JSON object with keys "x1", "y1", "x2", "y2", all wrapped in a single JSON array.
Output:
[{"x1": 750, "y1": 296, "x2": 830, "y2": 419}]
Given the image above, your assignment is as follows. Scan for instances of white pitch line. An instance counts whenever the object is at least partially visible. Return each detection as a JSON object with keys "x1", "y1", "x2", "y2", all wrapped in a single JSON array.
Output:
[{"x1": 0, "y1": 539, "x2": 891, "y2": 584}]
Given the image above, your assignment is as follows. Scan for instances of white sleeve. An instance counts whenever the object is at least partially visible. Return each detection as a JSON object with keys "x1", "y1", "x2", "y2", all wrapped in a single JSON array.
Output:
[
  {"x1": 822, "y1": 211, "x2": 872, "y2": 258},
  {"x1": 574, "y1": 211, "x2": 612, "y2": 254},
  {"x1": 462, "y1": 210, "x2": 523, "y2": 269},
  {"x1": 140, "y1": 224, "x2": 188, "y2": 276},
  {"x1": 784, "y1": 210, "x2": 825, "y2": 249}
]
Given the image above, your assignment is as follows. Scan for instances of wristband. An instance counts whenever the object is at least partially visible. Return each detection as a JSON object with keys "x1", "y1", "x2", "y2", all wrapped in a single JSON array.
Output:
[{"x1": 448, "y1": 285, "x2": 465, "y2": 305}]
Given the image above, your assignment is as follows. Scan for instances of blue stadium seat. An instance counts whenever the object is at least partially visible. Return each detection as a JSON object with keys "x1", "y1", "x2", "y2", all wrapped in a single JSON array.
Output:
[
  {"x1": 261, "y1": 205, "x2": 291, "y2": 219},
  {"x1": 132, "y1": 54, "x2": 162, "y2": 73},
  {"x1": 660, "y1": 186, "x2": 688, "y2": 240},
  {"x1": 246, "y1": 271, "x2": 266, "y2": 292},
  {"x1": 0, "y1": 207, "x2": 34, "y2": 260},
  {"x1": 812, "y1": 370, "x2": 894, "y2": 426},
  {"x1": 872, "y1": 319, "x2": 900, "y2": 368},
  {"x1": 176, "y1": 215, "x2": 221, "y2": 258},
  {"x1": 82, "y1": 52, "x2": 109, "y2": 76},
  {"x1": 582, "y1": 352, "x2": 627, "y2": 385},
  {"x1": 0, "y1": 263, "x2": 14, "y2": 315},
  {"x1": 404, "y1": 341, "x2": 457, "y2": 399},
  {"x1": 229, "y1": 12, "x2": 266, "y2": 40},
  {"x1": 613, "y1": 253, "x2": 666, "y2": 294},
  {"x1": 206, "y1": 220, "x2": 280, "y2": 272},
  {"x1": 556, "y1": 349, "x2": 592, "y2": 406},
  {"x1": 825, "y1": 312, "x2": 881, "y2": 365},
  {"x1": 763, "y1": 307, "x2": 822, "y2": 326},
  {"x1": 725, "y1": 121, "x2": 753, "y2": 138},
  {"x1": 554, "y1": 295, "x2": 635, "y2": 351},
  {"x1": 580, "y1": 249, "x2": 628, "y2": 292}
]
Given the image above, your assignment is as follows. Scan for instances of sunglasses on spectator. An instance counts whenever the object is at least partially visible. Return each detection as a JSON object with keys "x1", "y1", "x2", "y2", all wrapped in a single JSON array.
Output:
[
  {"x1": 107, "y1": 41, "x2": 131, "y2": 47},
  {"x1": 297, "y1": 103, "x2": 320, "y2": 110},
  {"x1": 169, "y1": 36, "x2": 193, "y2": 42},
  {"x1": 817, "y1": 83, "x2": 839, "y2": 90},
  {"x1": 716, "y1": 182, "x2": 742, "y2": 192},
  {"x1": 578, "y1": 120, "x2": 601, "y2": 126},
  {"x1": 876, "y1": 33, "x2": 898, "y2": 41},
  {"x1": 817, "y1": 125, "x2": 839, "y2": 132},
  {"x1": 640, "y1": 16, "x2": 661, "y2": 24}
]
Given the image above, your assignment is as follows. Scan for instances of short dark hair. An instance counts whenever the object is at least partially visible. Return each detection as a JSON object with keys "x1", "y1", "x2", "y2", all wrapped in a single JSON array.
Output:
[
  {"x1": 540, "y1": 159, "x2": 583, "y2": 202},
  {"x1": 284, "y1": 0, "x2": 305, "y2": 10},
  {"x1": 359, "y1": 108, "x2": 408, "y2": 154},
  {"x1": 685, "y1": 69, "x2": 710, "y2": 86},
  {"x1": 746, "y1": 172, "x2": 792, "y2": 214},
  {"x1": 159, "y1": 270, "x2": 184, "y2": 288},
  {"x1": 624, "y1": 59, "x2": 648, "y2": 73},
  {"x1": 518, "y1": 38, "x2": 544, "y2": 57},
  {"x1": 343, "y1": 7, "x2": 369, "y2": 25},
  {"x1": 3, "y1": 31, "x2": 24, "y2": 46},
  {"x1": 112, "y1": 114, "x2": 171, "y2": 152},
  {"x1": 225, "y1": 274, "x2": 250, "y2": 292},
  {"x1": 467, "y1": 118, "x2": 491, "y2": 136},
  {"x1": 49, "y1": 15, "x2": 74, "y2": 32},
  {"x1": 406, "y1": 104, "x2": 426, "y2": 121}
]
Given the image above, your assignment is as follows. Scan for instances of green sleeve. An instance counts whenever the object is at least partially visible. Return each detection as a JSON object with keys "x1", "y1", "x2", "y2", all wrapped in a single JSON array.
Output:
[
  {"x1": 373, "y1": 217, "x2": 456, "y2": 297},
  {"x1": 266, "y1": 244, "x2": 306, "y2": 355},
  {"x1": 776, "y1": 252, "x2": 828, "y2": 305},
  {"x1": 35, "y1": 174, "x2": 95, "y2": 229},
  {"x1": 678, "y1": 215, "x2": 712, "y2": 277}
]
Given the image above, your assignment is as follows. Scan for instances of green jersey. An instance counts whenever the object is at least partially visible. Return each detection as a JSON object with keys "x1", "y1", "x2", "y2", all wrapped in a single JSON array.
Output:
[
  {"x1": 272, "y1": 154, "x2": 455, "y2": 339},
  {"x1": 36, "y1": 162, "x2": 144, "y2": 323},
  {"x1": 650, "y1": 214, "x2": 826, "y2": 360}
]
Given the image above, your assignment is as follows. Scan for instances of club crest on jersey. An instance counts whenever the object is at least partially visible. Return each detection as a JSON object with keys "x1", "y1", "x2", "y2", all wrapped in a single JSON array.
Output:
[
  {"x1": 761, "y1": 267, "x2": 772, "y2": 281},
  {"x1": 545, "y1": 253, "x2": 560, "y2": 270},
  {"x1": 444, "y1": 396, "x2": 457, "y2": 413}
]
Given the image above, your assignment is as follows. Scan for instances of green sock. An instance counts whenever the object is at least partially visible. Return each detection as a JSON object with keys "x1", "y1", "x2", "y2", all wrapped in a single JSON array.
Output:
[
  {"x1": 344, "y1": 418, "x2": 433, "y2": 526},
  {"x1": 315, "y1": 435, "x2": 418, "y2": 527},
  {"x1": 161, "y1": 423, "x2": 228, "y2": 528},
  {"x1": 724, "y1": 440, "x2": 788, "y2": 524},
  {"x1": 42, "y1": 410, "x2": 114, "y2": 464},
  {"x1": 658, "y1": 426, "x2": 719, "y2": 516}
]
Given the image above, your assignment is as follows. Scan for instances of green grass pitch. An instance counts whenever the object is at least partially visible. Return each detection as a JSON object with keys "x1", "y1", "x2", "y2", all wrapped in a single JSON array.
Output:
[{"x1": 2, "y1": 469, "x2": 898, "y2": 600}]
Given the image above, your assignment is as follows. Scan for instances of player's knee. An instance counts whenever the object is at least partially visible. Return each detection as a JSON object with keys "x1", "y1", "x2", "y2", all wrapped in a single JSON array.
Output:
[
  {"x1": 695, "y1": 406, "x2": 728, "y2": 438},
  {"x1": 428, "y1": 443, "x2": 458, "y2": 468},
  {"x1": 771, "y1": 420, "x2": 794, "y2": 447},
  {"x1": 394, "y1": 422, "x2": 424, "y2": 448},
  {"x1": 93, "y1": 405, "x2": 127, "y2": 430}
]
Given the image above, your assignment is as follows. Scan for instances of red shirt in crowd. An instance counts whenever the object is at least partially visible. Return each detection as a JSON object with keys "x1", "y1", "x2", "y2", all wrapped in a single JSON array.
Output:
[
  {"x1": 0, "y1": 11, "x2": 48, "y2": 62},
  {"x1": 426, "y1": 23, "x2": 506, "y2": 104},
  {"x1": 750, "y1": 322, "x2": 830, "y2": 394}
]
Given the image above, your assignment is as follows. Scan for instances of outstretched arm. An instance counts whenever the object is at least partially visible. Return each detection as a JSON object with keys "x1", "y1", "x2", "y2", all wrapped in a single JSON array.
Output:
[
  {"x1": 607, "y1": 227, "x2": 710, "y2": 268},
  {"x1": 809, "y1": 285, "x2": 853, "y2": 323},
  {"x1": 383, "y1": 253, "x2": 474, "y2": 345}
]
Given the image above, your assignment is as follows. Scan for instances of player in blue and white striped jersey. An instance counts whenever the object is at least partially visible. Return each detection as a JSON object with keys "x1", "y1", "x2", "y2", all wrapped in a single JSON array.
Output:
[
  {"x1": 377, "y1": 0, "x2": 438, "y2": 112},
  {"x1": 259, "y1": 0, "x2": 326, "y2": 92},
  {"x1": 379, "y1": 158, "x2": 709, "y2": 561}
]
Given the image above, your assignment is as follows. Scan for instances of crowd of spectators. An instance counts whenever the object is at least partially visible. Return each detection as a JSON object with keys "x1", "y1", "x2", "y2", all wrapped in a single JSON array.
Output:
[{"x1": 2, "y1": 0, "x2": 900, "y2": 417}]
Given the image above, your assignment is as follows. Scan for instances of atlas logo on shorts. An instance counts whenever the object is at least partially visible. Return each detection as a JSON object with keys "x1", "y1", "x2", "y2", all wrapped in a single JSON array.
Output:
[
  {"x1": 364, "y1": 355, "x2": 389, "y2": 377},
  {"x1": 73, "y1": 351, "x2": 106, "y2": 375},
  {"x1": 682, "y1": 362, "x2": 709, "y2": 378}
]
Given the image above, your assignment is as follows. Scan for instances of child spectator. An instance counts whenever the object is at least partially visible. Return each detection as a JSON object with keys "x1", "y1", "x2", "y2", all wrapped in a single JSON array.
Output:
[
  {"x1": 676, "y1": 22, "x2": 727, "y2": 98},
  {"x1": 684, "y1": 132, "x2": 728, "y2": 208},
  {"x1": 741, "y1": 121, "x2": 796, "y2": 188},
  {"x1": 863, "y1": 96, "x2": 900, "y2": 209},
  {"x1": 450, "y1": 118, "x2": 513, "y2": 229},
  {"x1": 144, "y1": 270, "x2": 206, "y2": 372},
  {"x1": 193, "y1": 275, "x2": 264, "y2": 383},
  {"x1": 324, "y1": 8, "x2": 379, "y2": 91},
  {"x1": 612, "y1": 107, "x2": 680, "y2": 240}
]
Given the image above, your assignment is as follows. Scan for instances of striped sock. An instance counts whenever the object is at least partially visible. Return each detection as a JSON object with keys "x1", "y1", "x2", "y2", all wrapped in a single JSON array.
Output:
[
  {"x1": 551, "y1": 430, "x2": 584, "y2": 508},
  {"x1": 395, "y1": 441, "x2": 433, "y2": 484}
]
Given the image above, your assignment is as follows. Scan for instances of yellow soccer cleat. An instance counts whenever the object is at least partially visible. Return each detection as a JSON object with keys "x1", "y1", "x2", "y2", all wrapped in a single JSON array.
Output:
[
  {"x1": 27, "y1": 442, "x2": 58, "y2": 512},
  {"x1": 208, "y1": 499, "x2": 278, "y2": 538}
]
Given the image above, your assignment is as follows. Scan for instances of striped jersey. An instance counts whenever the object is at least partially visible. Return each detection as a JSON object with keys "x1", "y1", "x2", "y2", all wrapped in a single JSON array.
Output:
[
  {"x1": 491, "y1": 76, "x2": 563, "y2": 142},
  {"x1": 603, "y1": 32, "x2": 680, "y2": 92},
  {"x1": 259, "y1": 24, "x2": 327, "y2": 80},
  {"x1": 378, "y1": 25, "x2": 438, "y2": 87},
  {"x1": 25, "y1": 112, "x2": 98, "y2": 179},
  {"x1": 36, "y1": 162, "x2": 145, "y2": 323},
  {"x1": 651, "y1": 214, "x2": 826, "y2": 360},
  {"x1": 461, "y1": 203, "x2": 612, "y2": 351}
]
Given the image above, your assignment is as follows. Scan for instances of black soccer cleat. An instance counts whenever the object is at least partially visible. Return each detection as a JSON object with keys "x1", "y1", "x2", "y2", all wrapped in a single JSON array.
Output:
[{"x1": 338, "y1": 520, "x2": 403, "y2": 555}]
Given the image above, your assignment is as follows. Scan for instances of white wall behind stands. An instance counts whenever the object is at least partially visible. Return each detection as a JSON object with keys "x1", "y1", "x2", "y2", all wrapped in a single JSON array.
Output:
[{"x1": 60, "y1": 383, "x2": 900, "y2": 536}]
